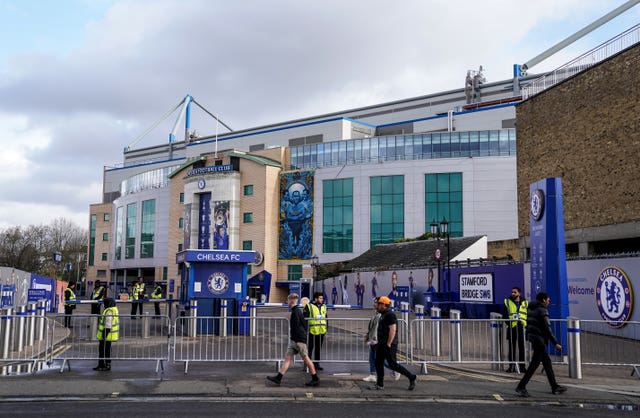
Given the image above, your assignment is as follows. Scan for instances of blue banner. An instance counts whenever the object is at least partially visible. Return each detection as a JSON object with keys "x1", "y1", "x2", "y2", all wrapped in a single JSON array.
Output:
[
  {"x1": 177, "y1": 250, "x2": 255, "y2": 264},
  {"x1": 198, "y1": 192, "x2": 211, "y2": 249}
]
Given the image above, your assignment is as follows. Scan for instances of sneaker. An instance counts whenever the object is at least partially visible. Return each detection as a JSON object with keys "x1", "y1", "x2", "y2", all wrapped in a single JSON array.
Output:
[
  {"x1": 363, "y1": 374, "x2": 377, "y2": 382},
  {"x1": 305, "y1": 379, "x2": 319, "y2": 387},
  {"x1": 266, "y1": 375, "x2": 281, "y2": 385},
  {"x1": 393, "y1": 371, "x2": 401, "y2": 381},
  {"x1": 368, "y1": 384, "x2": 384, "y2": 390},
  {"x1": 552, "y1": 385, "x2": 567, "y2": 394},
  {"x1": 408, "y1": 375, "x2": 416, "y2": 391},
  {"x1": 515, "y1": 387, "x2": 530, "y2": 397}
]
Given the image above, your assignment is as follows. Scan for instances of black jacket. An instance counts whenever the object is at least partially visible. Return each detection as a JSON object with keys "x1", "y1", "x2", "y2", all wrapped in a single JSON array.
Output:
[
  {"x1": 289, "y1": 306, "x2": 308, "y2": 343},
  {"x1": 525, "y1": 300, "x2": 558, "y2": 347}
]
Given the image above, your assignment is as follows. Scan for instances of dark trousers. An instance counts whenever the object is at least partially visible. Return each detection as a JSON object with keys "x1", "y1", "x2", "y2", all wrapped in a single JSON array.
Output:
[
  {"x1": 91, "y1": 303, "x2": 101, "y2": 315},
  {"x1": 506, "y1": 323, "x2": 526, "y2": 371},
  {"x1": 64, "y1": 306, "x2": 74, "y2": 327},
  {"x1": 154, "y1": 302, "x2": 161, "y2": 316},
  {"x1": 375, "y1": 344, "x2": 413, "y2": 387},
  {"x1": 308, "y1": 333, "x2": 325, "y2": 365},
  {"x1": 517, "y1": 342, "x2": 559, "y2": 389},
  {"x1": 98, "y1": 339, "x2": 112, "y2": 367},
  {"x1": 131, "y1": 301, "x2": 143, "y2": 317}
]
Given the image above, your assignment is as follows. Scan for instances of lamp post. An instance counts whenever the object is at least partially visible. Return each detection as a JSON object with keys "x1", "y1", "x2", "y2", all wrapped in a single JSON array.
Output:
[
  {"x1": 440, "y1": 217, "x2": 450, "y2": 292},
  {"x1": 311, "y1": 255, "x2": 319, "y2": 292},
  {"x1": 430, "y1": 219, "x2": 441, "y2": 290}
]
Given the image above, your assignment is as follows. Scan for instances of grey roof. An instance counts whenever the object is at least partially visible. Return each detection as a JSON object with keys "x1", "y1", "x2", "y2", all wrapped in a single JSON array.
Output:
[{"x1": 341, "y1": 236, "x2": 485, "y2": 272}]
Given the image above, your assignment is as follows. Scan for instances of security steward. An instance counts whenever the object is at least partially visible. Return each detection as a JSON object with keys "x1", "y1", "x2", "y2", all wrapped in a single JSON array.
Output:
[
  {"x1": 503, "y1": 286, "x2": 528, "y2": 373},
  {"x1": 130, "y1": 277, "x2": 145, "y2": 319},
  {"x1": 90, "y1": 280, "x2": 107, "y2": 315},
  {"x1": 304, "y1": 292, "x2": 327, "y2": 371},
  {"x1": 151, "y1": 282, "x2": 163, "y2": 316},
  {"x1": 94, "y1": 298, "x2": 119, "y2": 371},
  {"x1": 63, "y1": 282, "x2": 76, "y2": 328}
]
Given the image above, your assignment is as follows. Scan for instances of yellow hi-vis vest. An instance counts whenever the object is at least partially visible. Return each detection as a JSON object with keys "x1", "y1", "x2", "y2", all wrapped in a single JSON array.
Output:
[
  {"x1": 64, "y1": 288, "x2": 76, "y2": 306},
  {"x1": 504, "y1": 298, "x2": 528, "y2": 328},
  {"x1": 307, "y1": 303, "x2": 327, "y2": 335},
  {"x1": 98, "y1": 306, "x2": 120, "y2": 341}
]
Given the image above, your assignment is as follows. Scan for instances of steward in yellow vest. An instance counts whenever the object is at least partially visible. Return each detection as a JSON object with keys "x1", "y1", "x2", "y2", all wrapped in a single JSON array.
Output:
[
  {"x1": 94, "y1": 298, "x2": 119, "y2": 371},
  {"x1": 503, "y1": 287, "x2": 528, "y2": 373},
  {"x1": 304, "y1": 292, "x2": 327, "y2": 370}
]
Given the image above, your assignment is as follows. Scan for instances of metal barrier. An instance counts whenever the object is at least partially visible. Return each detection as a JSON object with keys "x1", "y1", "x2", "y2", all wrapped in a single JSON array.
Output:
[
  {"x1": 49, "y1": 313, "x2": 170, "y2": 373},
  {"x1": 0, "y1": 303, "x2": 50, "y2": 375},
  {"x1": 173, "y1": 316, "x2": 289, "y2": 373}
]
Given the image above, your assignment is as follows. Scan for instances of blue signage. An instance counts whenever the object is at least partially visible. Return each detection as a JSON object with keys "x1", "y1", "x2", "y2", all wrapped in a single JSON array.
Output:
[
  {"x1": 187, "y1": 164, "x2": 233, "y2": 176},
  {"x1": 28, "y1": 289, "x2": 47, "y2": 301},
  {"x1": 1, "y1": 284, "x2": 15, "y2": 308},
  {"x1": 199, "y1": 192, "x2": 212, "y2": 249},
  {"x1": 177, "y1": 250, "x2": 256, "y2": 264},
  {"x1": 529, "y1": 178, "x2": 569, "y2": 333}
]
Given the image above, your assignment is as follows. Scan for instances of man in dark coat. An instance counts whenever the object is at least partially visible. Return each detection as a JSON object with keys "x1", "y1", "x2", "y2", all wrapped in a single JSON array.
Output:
[{"x1": 515, "y1": 292, "x2": 567, "y2": 397}]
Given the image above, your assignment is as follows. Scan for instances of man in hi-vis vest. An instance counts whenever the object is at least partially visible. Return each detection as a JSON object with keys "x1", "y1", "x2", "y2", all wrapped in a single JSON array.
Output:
[
  {"x1": 94, "y1": 298, "x2": 119, "y2": 371},
  {"x1": 304, "y1": 292, "x2": 327, "y2": 371},
  {"x1": 503, "y1": 287, "x2": 528, "y2": 373}
]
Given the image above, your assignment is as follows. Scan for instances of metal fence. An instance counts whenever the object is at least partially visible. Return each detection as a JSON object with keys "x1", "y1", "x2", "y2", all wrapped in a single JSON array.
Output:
[{"x1": 2, "y1": 302, "x2": 639, "y2": 379}]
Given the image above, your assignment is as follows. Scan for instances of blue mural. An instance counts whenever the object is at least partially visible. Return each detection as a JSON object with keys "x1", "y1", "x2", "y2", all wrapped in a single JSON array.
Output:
[{"x1": 279, "y1": 171, "x2": 314, "y2": 260}]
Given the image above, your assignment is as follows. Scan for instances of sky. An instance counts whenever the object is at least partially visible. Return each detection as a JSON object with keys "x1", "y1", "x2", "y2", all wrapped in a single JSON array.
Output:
[{"x1": 0, "y1": 0, "x2": 638, "y2": 230}]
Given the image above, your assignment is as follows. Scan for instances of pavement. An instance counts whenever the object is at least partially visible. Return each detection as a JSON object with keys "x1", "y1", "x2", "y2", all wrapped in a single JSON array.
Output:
[{"x1": 0, "y1": 358, "x2": 638, "y2": 410}]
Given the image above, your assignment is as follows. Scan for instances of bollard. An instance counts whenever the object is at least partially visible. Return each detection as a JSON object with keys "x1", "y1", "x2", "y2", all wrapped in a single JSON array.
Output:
[
  {"x1": 415, "y1": 304, "x2": 425, "y2": 350},
  {"x1": 189, "y1": 299, "x2": 198, "y2": 338},
  {"x1": 220, "y1": 299, "x2": 228, "y2": 337},
  {"x1": 27, "y1": 302, "x2": 37, "y2": 347},
  {"x1": 449, "y1": 309, "x2": 462, "y2": 362},
  {"x1": 400, "y1": 301, "x2": 409, "y2": 345},
  {"x1": 14, "y1": 305, "x2": 26, "y2": 352},
  {"x1": 37, "y1": 300, "x2": 46, "y2": 341},
  {"x1": 90, "y1": 316, "x2": 99, "y2": 341},
  {"x1": 142, "y1": 312, "x2": 151, "y2": 339},
  {"x1": 250, "y1": 298, "x2": 257, "y2": 337},
  {"x1": 1, "y1": 308, "x2": 13, "y2": 359},
  {"x1": 490, "y1": 312, "x2": 503, "y2": 371},
  {"x1": 430, "y1": 306, "x2": 441, "y2": 356},
  {"x1": 567, "y1": 317, "x2": 582, "y2": 379}
]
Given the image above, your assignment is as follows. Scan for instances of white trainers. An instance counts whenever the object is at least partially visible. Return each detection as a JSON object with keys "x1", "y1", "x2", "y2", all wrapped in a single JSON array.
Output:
[
  {"x1": 363, "y1": 374, "x2": 377, "y2": 382},
  {"x1": 393, "y1": 371, "x2": 401, "y2": 381}
]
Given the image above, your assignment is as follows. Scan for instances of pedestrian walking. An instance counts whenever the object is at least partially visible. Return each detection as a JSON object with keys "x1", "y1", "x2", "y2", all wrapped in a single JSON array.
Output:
[
  {"x1": 515, "y1": 292, "x2": 567, "y2": 397},
  {"x1": 363, "y1": 297, "x2": 400, "y2": 382},
  {"x1": 63, "y1": 282, "x2": 76, "y2": 328},
  {"x1": 94, "y1": 298, "x2": 119, "y2": 371},
  {"x1": 503, "y1": 286, "x2": 527, "y2": 373},
  {"x1": 267, "y1": 293, "x2": 320, "y2": 387},
  {"x1": 371, "y1": 296, "x2": 417, "y2": 390},
  {"x1": 90, "y1": 280, "x2": 107, "y2": 315},
  {"x1": 304, "y1": 292, "x2": 327, "y2": 371}
]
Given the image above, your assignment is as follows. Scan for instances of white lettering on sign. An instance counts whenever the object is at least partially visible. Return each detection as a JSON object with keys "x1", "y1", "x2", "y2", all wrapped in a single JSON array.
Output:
[
  {"x1": 196, "y1": 253, "x2": 241, "y2": 262},
  {"x1": 459, "y1": 273, "x2": 494, "y2": 303}
]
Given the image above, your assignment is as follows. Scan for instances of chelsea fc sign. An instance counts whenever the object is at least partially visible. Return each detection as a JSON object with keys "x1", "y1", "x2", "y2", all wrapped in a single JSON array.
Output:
[{"x1": 595, "y1": 266, "x2": 634, "y2": 328}]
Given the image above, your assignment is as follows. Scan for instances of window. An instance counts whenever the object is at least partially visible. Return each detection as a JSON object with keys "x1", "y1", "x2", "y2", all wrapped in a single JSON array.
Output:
[
  {"x1": 103, "y1": 213, "x2": 110, "y2": 222},
  {"x1": 425, "y1": 173, "x2": 463, "y2": 237},
  {"x1": 323, "y1": 178, "x2": 353, "y2": 253},
  {"x1": 178, "y1": 243, "x2": 183, "y2": 252},
  {"x1": 101, "y1": 252, "x2": 108, "y2": 261},
  {"x1": 102, "y1": 233, "x2": 108, "y2": 241},
  {"x1": 89, "y1": 214, "x2": 96, "y2": 266},
  {"x1": 247, "y1": 265, "x2": 252, "y2": 275},
  {"x1": 125, "y1": 203, "x2": 137, "y2": 259},
  {"x1": 243, "y1": 240, "x2": 252, "y2": 250},
  {"x1": 179, "y1": 192, "x2": 184, "y2": 203},
  {"x1": 370, "y1": 175, "x2": 404, "y2": 246},
  {"x1": 140, "y1": 199, "x2": 155, "y2": 258},
  {"x1": 97, "y1": 270, "x2": 107, "y2": 278},
  {"x1": 287, "y1": 264, "x2": 303, "y2": 281},
  {"x1": 244, "y1": 185, "x2": 254, "y2": 196},
  {"x1": 243, "y1": 212, "x2": 253, "y2": 223},
  {"x1": 115, "y1": 206, "x2": 123, "y2": 260},
  {"x1": 179, "y1": 217, "x2": 184, "y2": 229}
]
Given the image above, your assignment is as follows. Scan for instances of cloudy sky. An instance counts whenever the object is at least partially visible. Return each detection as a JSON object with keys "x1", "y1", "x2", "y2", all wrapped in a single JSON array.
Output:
[{"x1": 0, "y1": 0, "x2": 637, "y2": 230}]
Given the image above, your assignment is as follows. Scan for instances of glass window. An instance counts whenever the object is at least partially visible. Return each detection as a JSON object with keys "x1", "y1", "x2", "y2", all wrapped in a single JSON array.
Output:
[
  {"x1": 89, "y1": 214, "x2": 96, "y2": 266},
  {"x1": 370, "y1": 175, "x2": 404, "y2": 246},
  {"x1": 140, "y1": 199, "x2": 155, "y2": 258},
  {"x1": 125, "y1": 203, "x2": 136, "y2": 259},
  {"x1": 243, "y1": 212, "x2": 253, "y2": 223},
  {"x1": 179, "y1": 192, "x2": 184, "y2": 203},
  {"x1": 179, "y1": 217, "x2": 184, "y2": 229},
  {"x1": 178, "y1": 243, "x2": 183, "y2": 252},
  {"x1": 323, "y1": 178, "x2": 353, "y2": 253},
  {"x1": 425, "y1": 173, "x2": 463, "y2": 237},
  {"x1": 102, "y1": 233, "x2": 108, "y2": 241},
  {"x1": 103, "y1": 213, "x2": 110, "y2": 222},
  {"x1": 115, "y1": 206, "x2": 123, "y2": 261},
  {"x1": 243, "y1": 240, "x2": 252, "y2": 250},
  {"x1": 287, "y1": 265, "x2": 303, "y2": 281},
  {"x1": 101, "y1": 252, "x2": 108, "y2": 261},
  {"x1": 244, "y1": 185, "x2": 254, "y2": 196}
]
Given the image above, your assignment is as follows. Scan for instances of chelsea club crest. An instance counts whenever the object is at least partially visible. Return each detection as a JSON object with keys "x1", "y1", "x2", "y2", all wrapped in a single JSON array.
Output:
[
  {"x1": 530, "y1": 189, "x2": 544, "y2": 221},
  {"x1": 207, "y1": 272, "x2": 230, "y2": 295},
  {"x1": 595, "y1": 266, "x2": 633, "y2": 328}
]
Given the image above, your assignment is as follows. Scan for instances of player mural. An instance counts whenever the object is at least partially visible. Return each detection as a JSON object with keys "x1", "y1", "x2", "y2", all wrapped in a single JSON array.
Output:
[
  {"x1": 213, "y1": 201, "x2": 230, "y2": 250},
  {"x1": 279, "y1": 171, "x2": 314, "y2": 260}
]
